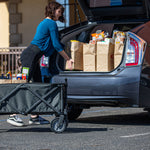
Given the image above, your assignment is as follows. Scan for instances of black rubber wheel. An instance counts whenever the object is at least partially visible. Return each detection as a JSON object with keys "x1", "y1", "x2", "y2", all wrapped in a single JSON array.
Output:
[
  {"x1": 68, "y1": 104, "x2": 83, "y2": 121},
  {"x1": 51, "y1": 117, "x2": 67, "y2": 133}
]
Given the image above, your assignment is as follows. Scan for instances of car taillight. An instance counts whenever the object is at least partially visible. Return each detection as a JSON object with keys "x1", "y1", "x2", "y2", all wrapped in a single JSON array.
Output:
[{"x1": 125, "y1": 32, "x2": 146, "y2": 67}]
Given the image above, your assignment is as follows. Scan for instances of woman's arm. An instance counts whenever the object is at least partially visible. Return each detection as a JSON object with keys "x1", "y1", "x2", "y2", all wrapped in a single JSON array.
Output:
[
  {"x1": 59, "y1": 50, "x2": 74, "y2": 70},
  {"x1": 59, "y1": 50, "x2": 70, "y2": 60},
  {"x1": 49, "y1": 23, "x2": 74, "y2": 70}
]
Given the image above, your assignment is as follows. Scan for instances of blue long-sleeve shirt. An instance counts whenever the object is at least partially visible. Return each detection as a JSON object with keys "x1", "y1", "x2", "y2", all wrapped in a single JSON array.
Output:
[{"x1": 31, "y1": 18, "x2": 64, "y2": 56}]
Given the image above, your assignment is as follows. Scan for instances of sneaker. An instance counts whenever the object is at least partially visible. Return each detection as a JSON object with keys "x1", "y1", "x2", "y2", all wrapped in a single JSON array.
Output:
[
  {"x1": 29, "y1": 116, "x2": 50, "y2": 125},
  {"x1": 7, "y1": 115, "x2": 24, "y2": 127}
]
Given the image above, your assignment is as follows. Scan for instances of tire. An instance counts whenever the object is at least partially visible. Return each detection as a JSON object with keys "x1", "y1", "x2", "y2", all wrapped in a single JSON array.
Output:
[
  {"x1": 51, "y1": 117, "x2": 67, "y2": 133},
  {"x1": 68, "y1": 104, "x2": 83, "y2": 121}
]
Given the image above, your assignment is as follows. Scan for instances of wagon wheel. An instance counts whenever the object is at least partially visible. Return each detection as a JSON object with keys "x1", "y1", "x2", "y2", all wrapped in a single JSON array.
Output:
[{"x1": 51, "y1": 117, "x2": 67, "y2": 133}]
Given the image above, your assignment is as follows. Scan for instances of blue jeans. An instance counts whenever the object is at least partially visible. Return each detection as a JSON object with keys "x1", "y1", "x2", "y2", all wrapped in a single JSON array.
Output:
[{"x1": 40, "y1": 67, "x2": 52, "y2": 83}]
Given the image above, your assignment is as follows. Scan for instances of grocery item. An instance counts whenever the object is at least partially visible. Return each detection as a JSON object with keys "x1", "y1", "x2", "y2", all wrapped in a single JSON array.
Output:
[
  {"x1": 90, "y1": 30, "x2": 109, "y2": 44},
  {"x1": 83, "y1": 43, "x2": 97, "y2": 71},
  {"x1": 91, "y1": 31, "x2": 105, "y2": 42},
  {"x1": 114, "y1": 40, "x2": 125, "y2": 68},
  {"x1": 113, "y1": 30, "x2": 126, "y2": 43},
  {"x1": 6, "y1": 71, "x2": 12, "y2": 79},
  {"x1": 97, "y1": 38, "x2": 114, "y2": 72},
  {"x1": 22, "y1": 67, "x2": 29, "y2": 80},
  {"x1": 65, "y1": 29, "x2": 125, "y2": 72},
  {"x1": 40, "y1": 55, "x2": 49, "y2": 67},
  {"x1": 65, "y1": 40, "x2": 83, "y2": 70},
  {"x1": 22, "y1": 73, "x2": 27, "y2": 80},
  {"x1": 17, "y1": 74, "x2": 22, "y2": 80},
  {"x1": 113, "y1": 30, "x2": 126, "y2": 68},
  {"x1": 12, "y1": 74, "x2": 17, "y2": 80}
]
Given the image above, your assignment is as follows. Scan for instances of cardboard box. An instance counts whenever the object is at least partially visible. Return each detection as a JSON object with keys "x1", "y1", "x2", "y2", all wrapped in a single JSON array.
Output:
[
  {"x1": 90, "y1": 0, "x2": 122, "y2": 8},
  {"x1": 114, "y1": 40, "x2": 124, "y2": 68},
  {"x1": 90, "y1": 0, "x2": 110, "y2": 7},
  {"x1": 83, "y1": 43, "x2": 96, "y2": 72},
  {"x1": 97, "y1": 38, "x2": 114, "y2": 72},
  {"x1": 0, "y1": 79, "x2": 26, "y2": 84},
  {"x1": 65, "y1": 41, "x2": 83, "y2": 71}
]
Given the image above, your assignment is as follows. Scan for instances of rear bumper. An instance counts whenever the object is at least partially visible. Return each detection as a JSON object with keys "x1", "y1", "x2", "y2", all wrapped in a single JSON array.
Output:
[{"x1": 52, "y1": 66, "x2": 142, "y2": 107}]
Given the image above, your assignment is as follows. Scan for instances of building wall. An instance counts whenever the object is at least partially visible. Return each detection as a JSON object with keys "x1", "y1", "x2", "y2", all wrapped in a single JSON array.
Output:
[
  {"x1": 9, "y1": 0, "x2": 22, "y2": 47},
  {"x1": 0, "y1": 2, "x2": 9, "y2": 47},
  {"x1": 18, "y1": 0, "x2": 48, "y2": 46}
]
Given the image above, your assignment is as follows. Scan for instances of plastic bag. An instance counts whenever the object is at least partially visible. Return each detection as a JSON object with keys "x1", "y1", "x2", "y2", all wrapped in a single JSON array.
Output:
[{"x1": 40, "y1": 55, "x2": 49, "y2": 67}]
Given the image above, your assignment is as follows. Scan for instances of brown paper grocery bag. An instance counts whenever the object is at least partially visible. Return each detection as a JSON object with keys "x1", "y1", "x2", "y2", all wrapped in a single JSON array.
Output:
[
  {"x1": 83, "y1": 43, "x2": 96, "y2": 72},
  {"x1": 97, "y1": 38, "x2": 114, "y2": 72},
  {"x1": 114, "y1": 40, "x2": 124, "y2": 68},
  {"x1": 114, "y1": 40, "x2": 124, "y2": 55},
  {"x1": 65, "y1": 41, "x2": 83, "y2": 70},
  {"x1": 114, "y1": 55, "x2": 123, "y2": 68}
]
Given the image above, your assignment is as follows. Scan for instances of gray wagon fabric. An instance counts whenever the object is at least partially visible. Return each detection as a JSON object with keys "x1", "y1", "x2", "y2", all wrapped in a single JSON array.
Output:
[{"x1": 0, "y1": 83, "x2": 64, "y2": 115}]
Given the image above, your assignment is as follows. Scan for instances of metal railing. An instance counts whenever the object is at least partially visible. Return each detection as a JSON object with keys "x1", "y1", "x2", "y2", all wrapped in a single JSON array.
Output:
[{"x1": 0, "y1": 47, "x2": 26, "y2": 76}]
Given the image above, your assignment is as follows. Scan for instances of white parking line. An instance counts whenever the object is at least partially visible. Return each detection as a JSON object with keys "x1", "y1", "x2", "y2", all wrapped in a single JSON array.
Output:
[{"x1": 120, "y1": 132, "x2": 150, "y2": 138}]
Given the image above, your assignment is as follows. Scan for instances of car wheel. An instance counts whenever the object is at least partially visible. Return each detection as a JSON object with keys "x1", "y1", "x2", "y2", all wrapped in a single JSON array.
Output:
[{"x1": 68, "y1": 104, "x2": 83, "y2": 121}]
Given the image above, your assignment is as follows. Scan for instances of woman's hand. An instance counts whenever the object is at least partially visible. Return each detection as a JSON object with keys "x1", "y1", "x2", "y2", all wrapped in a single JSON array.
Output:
[
  {"x1": 59, "y1": 50, "x2": 74, "y2": 70},
  {"x1": 66, "y1": 59, "x2": 74, "y2": 70}
]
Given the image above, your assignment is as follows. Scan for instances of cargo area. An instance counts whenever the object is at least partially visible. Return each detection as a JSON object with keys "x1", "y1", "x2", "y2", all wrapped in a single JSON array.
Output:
[{"x1": 55, "y1": 23, "x2": 141, "y2": 73}]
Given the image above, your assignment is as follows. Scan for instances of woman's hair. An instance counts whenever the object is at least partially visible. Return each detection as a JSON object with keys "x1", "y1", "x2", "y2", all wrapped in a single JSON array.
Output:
[{"x1": 45, "y1": 1, "x2": 65, "y2": 22}]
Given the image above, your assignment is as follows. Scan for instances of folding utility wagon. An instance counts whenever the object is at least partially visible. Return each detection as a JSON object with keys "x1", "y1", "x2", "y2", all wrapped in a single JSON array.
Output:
[{"x1": 0, "y1": 82, "x2": 68, "y2": 133}]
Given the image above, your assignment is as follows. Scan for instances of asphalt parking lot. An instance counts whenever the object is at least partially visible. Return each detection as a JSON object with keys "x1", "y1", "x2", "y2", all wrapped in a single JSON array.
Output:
[{"x1": 0, "y1": 107, "x2": 150, "y2": 150}]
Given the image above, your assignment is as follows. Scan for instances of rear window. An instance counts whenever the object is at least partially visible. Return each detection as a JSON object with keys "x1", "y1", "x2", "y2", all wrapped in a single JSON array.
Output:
[{"x1": 89, "y1": 0, "x2": 143, "y2": 8}]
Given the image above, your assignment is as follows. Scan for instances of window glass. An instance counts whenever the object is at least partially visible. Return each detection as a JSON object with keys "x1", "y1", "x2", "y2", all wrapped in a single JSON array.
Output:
[{"x1": 56, "y1": 0, "x2": 69, "y2": 30}]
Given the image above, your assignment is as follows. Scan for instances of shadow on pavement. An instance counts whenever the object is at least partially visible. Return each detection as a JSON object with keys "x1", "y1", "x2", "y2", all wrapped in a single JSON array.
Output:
[
  {"x1": 65, "y1": 127, "x2": 108, "y2": 133},
  {"x1": 77, "y1": 112, "x2": 150, "y2": 126},
  {"x1": 3, "y1": 127, "x2": 107, "y2": 133}
]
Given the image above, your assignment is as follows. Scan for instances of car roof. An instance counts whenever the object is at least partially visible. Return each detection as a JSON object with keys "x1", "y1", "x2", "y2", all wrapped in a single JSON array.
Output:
[{"x1": 78, "y1": 0, "x2": 150, "y2": 22}]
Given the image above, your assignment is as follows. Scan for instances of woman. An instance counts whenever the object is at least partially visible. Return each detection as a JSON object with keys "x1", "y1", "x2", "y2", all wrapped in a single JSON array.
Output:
[{"x1": 7, "y1": 1, "x2": 73, "y2": 127}]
